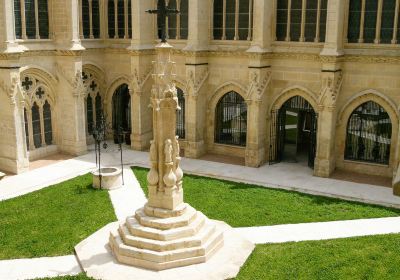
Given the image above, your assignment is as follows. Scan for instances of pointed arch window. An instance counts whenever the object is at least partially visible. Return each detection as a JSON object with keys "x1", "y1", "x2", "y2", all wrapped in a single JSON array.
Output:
[
  {"x1": 213, "y1": 0, "x2": 253, "y2": 41},
  {"x1": 215, "y1": 91, "x2": 247, "y2": 146},
  {"x1": 345, "y1": 101, "x2": 392, "y2": 165},
  {"x1": 14, "y1": 0, "x2": 50, "y2": 39},
  {"x1": 107, "y1": 0, "x2": 132, "y2": 39},
  {"x1": 176, "y1": 88, "x2": 185, "y2": 139}
]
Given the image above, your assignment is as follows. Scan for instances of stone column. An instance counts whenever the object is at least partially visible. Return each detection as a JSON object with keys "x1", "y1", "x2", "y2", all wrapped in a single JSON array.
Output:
[
  {"x1": 0, "y1": 66, "x2": 29, "y2": 174},
  {"x1": 127, "y1": 0, "x2": 156, "y2": 151},
  {"x1": 245, "y1": 0, "x2": 273, "y2": 166},
  {"x1": 53, "y1": 0, "x2": 84, "y2": 51},
  {"x1": 182, "y1": 0, "x2": 210, "y2": 158},
  {"x1": 247, "y1": 0, "x2": 273, "y2": 53},
  {"x1": 245, "y1": 55, "x2": 271, "y2": 167},
  {"x1": 0, "y1": 1, "x2": 24, "y2": 53},
  {"x1": 315, "y1": 0, "x2": 345, "y2": 176},
  {"x1": 130, "y1": 0, "x2": 155, "y2": 50},
  {"x1": 185, "y1": 0, "x2": 210, "y2": 51},
  {"x1": 320, "y1": 0, "x2": 346, "y2": 56},
  {"x1": 55, "y1": 55, "x2": 87, "y2": 156},
  {"x1": 147, "y1": 43, "x2": 183, "y2": 210},
  {"x1": 314, "y1": 63, "x2": 343, "y2": 177}
]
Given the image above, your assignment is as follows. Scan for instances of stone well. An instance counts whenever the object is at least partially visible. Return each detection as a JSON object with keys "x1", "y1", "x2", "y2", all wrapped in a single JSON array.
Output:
[{"x1": 92, "y1": 167, "x2": 122, "y2": 190}]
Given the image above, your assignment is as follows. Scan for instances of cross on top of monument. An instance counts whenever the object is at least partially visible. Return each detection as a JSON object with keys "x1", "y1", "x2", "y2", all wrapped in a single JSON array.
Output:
[{"x1": 146, "y1": 0, "x2": 179, "y2": 43}]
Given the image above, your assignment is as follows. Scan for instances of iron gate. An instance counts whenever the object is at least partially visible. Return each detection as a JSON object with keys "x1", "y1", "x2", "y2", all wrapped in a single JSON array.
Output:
[{"x1": 269, "y1": 96, "x2": 318, "y2": 168}]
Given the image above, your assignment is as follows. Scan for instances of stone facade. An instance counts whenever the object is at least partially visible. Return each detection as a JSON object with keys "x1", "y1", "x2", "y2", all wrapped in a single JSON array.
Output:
[{"x1": 1, "y1": 0, "x2": 400, "y2": 195}]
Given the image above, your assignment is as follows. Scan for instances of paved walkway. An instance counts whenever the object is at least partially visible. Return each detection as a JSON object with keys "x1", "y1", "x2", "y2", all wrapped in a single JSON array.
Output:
[
  {"x1": 0, "y1": 255, "x2": 81, "y2": 280},
  {"x1": 234, "y1": 217, "x2": 400, "y2": 244}
]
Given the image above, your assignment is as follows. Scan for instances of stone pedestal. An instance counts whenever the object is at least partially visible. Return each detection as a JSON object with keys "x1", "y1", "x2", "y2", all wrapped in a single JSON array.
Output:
[
  {"x1": 107, "y1": 43, "x2": 238, "y2": 273},
  {"x1": 109, "y1": 203, "x2": 224, "y2": 271}
]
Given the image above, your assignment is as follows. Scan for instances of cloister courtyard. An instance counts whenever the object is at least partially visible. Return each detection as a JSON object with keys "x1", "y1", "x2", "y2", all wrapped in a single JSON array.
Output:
[{"x1": 1, "y1": 144, "x2": 400, "y2": 280}]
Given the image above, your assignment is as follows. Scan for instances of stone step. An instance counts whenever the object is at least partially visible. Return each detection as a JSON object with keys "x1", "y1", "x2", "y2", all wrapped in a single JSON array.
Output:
[
  {"x1": 110, "y1": 233, "x2": 207, "y2": 271},
  {"x1": 110, "y1": 223, "x2": 224, "y2": 265},
  {"x1": 126, "y1": 211, "x2": 206, "y2": 241},
  {"x1": 135, "y1": 205, "x2": 197, "y2": 230},
  {"x1": 144, "y1": 202, "x2": 188, "y2": 218},
  {"x1": 118, "y1": 221, "x2": 217, "y2": 252}
]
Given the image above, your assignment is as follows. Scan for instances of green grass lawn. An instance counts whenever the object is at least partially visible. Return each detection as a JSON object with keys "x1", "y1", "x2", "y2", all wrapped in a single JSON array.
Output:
[
  {"x1": 40, "y1": 234, "x2": 400, "y2": 280},
  {"x1": 236, "y1": 234, "x2": 400, "y2": 280},
  {"x1": 132, "y1": 166, "x2": 400, "y2": 227},
  {"x1": 0, "y1": 174, "x2": 116, "y2": 260}
]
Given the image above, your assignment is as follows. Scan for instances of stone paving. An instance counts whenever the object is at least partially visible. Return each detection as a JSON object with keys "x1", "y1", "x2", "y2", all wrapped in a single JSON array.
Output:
[{"x1": 2, "y1": 145, "x2": 400, "y2": 279}]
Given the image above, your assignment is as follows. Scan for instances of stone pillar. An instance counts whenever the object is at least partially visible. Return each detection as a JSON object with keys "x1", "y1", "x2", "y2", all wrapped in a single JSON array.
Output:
[
  {"x1": 130, "y1": 0, "x2": 156, "y2": 50},
  {"x1": 184, "y1": 60, "x2": 208, "y2": 158},
  {"x1": 128, "y1": 0, "x2": 156, "y2": 150},
  {"x1": 185, "y1": 0, "x2": 210, "y2": 51},
  {"x1": 55, "y1": 55, "x2": 87, "y2": 156},
  {"x1": 0, "y1": 0, "x2": 24, "y2": 53},
  {"x1": 181, "y1": 0, "x2": 210, "y2": 158},
  {"x1": 245, "y1": 55, "x2": 271, "y2": 167},
  {"x1": 53, "y1": 0, "x2": 84, "y2": 51},
  {"x1": 146, "y1": 44, "x2": 183, "y2": 210},
  {"x1": 0, "y1": 66, "x2": 29, "y2": 174},
  {"x1": 247, "y1": 0, "x2": 273, "y2": 53},
  {"x1": 314, "y1": 61, "x2": 343, "y2": 177},
  {"x1": 320, "y1": 0, "x2": 346, "y2": 56}
]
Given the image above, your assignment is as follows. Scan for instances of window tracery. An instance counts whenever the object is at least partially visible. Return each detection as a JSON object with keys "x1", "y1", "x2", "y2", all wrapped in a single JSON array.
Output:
[{"x1": 20, "y1": 74, "x2": 54, "y2": 151}]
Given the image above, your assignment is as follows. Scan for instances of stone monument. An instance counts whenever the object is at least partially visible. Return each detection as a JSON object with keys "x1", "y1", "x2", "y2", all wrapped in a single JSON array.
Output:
[
  {"x1": 75, "y1": 2, "x2": 254, "y2": 278},
  {"x1": 108, "y1": 42, "x2": 225, "y2": 270}
]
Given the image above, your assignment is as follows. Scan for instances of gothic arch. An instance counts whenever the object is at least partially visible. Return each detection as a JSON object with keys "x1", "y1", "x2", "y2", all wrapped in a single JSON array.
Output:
[
  {"x1": 337, "y1": 89, "x2": 399, "y2": 173},
  {"x1": 20, "y1": 66, "x2": 57, "y2": 100},
  {"x1": 20, "y1": 67, "x2": 57, "y2": 107},
  {"x1": 209, "y1": 81, "x2": 248, "y2": 110},
  {"x1": 83, "y1": 63, "x2": 106, "y2": 98},
  {"x1": 105, "y1": 76, "x2": 132, "y2": 117},
  {"x1": 338, "y1": 89, "x2": 398, "y2": 126},
  {"x1": 270, "y1": 86, "x2": 318, "y2": 112},
  {"x1": 207, "y1": 82, "x2": 248, "y2": 148}
]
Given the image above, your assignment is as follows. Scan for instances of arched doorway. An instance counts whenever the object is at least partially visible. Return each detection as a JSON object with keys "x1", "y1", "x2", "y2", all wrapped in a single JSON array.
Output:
[
  {"x1": 270, "y1": 96, "x2": 317, "y2": 168},
  {"x1": 112, "y1": 84, "x2": 131, "y2": 145}
]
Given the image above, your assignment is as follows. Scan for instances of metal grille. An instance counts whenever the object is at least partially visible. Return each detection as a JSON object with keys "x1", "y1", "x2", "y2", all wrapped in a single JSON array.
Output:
[
  {"x1": 176, "y1": 88, "x2": 185, "y2": 139},
  {"x1": 345, "y1": 101, "x2": 392, "y2": 165},
  {"x1": 215, "y1": 91, "x2": 247, "y2": 147},
  {"x1": 43, "y1": 101, "x2": 52, "y2": 145},
  {"x1": 112, "y1": 84, "x2": 131, "y2": 144},
  {"x1": 269, "y1": 96, "x2": 317, "y2": 168}
]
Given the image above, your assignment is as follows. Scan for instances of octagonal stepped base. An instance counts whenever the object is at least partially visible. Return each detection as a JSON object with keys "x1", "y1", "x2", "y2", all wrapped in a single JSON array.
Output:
[{"x1": 109, "y1": 203, "x2": 224, "y2": 271}]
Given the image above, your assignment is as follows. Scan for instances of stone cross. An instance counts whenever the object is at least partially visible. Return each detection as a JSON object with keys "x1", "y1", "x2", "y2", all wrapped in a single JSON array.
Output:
[{"x1": 146, "y1": 0, "x2": 179, "y2": 43}]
